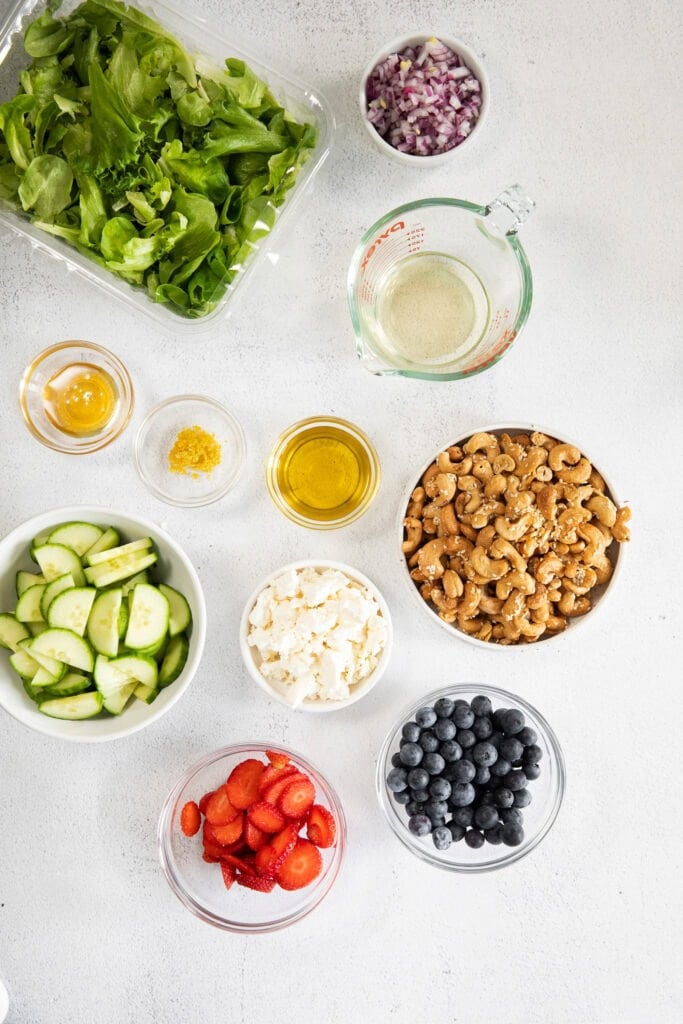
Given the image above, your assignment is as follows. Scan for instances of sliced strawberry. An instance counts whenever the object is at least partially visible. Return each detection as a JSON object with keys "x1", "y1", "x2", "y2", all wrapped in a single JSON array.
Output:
[
  {"x1": 262, "y1": 770, "x2": 308, "y2": 807},
  {"x1": 205, "y1": 784, "x2": 240, "y2": 826},
  {"x1": 278, "y1": 777, "x2": 315, "y2": 820},
  {"x1": 266, "y1": 749, "x2": 290, "y2": 769},
  {"x1": 267, "y1": 823, "x2": 300, "y2": 874},
  {"x1": 198, "y1": 789, "x2": 213, "y2": 817},
  {"x1": 306, "y1": 804, "x2": 337, "y2": 849},
  {"x1": 257, "y1": 763, "x2": 297, "y2": 796},
  {"x1": 202, "y1": 843, "x2": 223, "y2": 863},
  {"x1": 225, "y1": 758, "x2": 266, "y2": 809},
  {"x1": 255, "y1": 844, "x2": 276, "y2": 878},
  {"x1": 210, "y1": 813, "x2": 244, "y2": 846},
  {"x1": 277, "y1": 839, "x2": 323, "y2": 891},
  {"x1": 236, "y1": 872, "x2": 276, "y2": 893},
  {"x1": 180, "y1": 800, "x2": 201, "y2": 837},
  {"x1": 221, "y1": 853, "x2": 256, "y2": 876},
  {"x1": 248, "y1": 800, "x2": 286, "y2": 834},
  {"x1": 220, "y1": 862, "x2": 236, "y2": 890},
  {"x1": 218, "y1": 838, "x2": 248, "y2": 856},
  {"x1": 244, "y1": 819, "x2": 268, "y2": 852}
]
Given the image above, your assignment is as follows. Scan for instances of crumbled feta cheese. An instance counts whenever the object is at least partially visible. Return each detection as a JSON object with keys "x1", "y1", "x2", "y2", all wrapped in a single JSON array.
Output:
[{"x1": 247, "y1": 567, "x2": 388, "y2": 705}]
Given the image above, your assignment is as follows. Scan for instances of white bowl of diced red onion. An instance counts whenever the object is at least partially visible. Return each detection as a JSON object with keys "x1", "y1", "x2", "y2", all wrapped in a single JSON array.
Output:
[{"x1": 360, "y1": 34, "x2": 489, "y2": 165}]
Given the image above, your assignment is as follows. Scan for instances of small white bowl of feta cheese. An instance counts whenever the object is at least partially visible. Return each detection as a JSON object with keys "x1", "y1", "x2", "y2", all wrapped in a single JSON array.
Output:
[{"x1": 239, "y1": 560, "x2": 393, "y2": 712}]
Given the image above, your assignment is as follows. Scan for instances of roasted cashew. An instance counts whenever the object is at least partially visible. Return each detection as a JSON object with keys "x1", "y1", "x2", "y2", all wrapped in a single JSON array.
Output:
[
  {"x1": 489, "y1": 536, "x2": 528, "y2": 572},
  {"x1": 417, "y1": 537, "x2": 450, "y2": 581},
  {"x1": 545, "y1": 614, "x2": 567, "y2": 633},
  {"x1": 437, "y1": 452, "x2": 473, "y2": 476},
  {"x1": 469, "y1": 499, "x2": 506, "y2": 530},
  {"x1": 612, "y1": 506, "x2": 631, "y2": 542},
  {"x1": 557, "y1": 589, "x2": 576, "y2": 616},
  {"x1": 496, "y1": 570, "x2": 536, "y2": 599},
  {"x1": 406, "y1": 486, "x2": 426, "y2": 518},
  {"x1": 515, "y1": 616, "x2": 545, "y2": 640},
  {"x1": 459, "y1": 615, "x2": 486, "y2": 635},
  {"x1": 425, "y1": 472, "x2": 457, "y2": 506},
  {"x1": 548, "y1": 442, "x2": 582, "y2": 472},
  {"x1": 463, "y1": 432, "x2": 500, "y2": 459},
  {"x1": 443, "y1": 569, "x2": 464, "y2": 599},
  {"x1": 593, "y1": 553, "x2": 614, "y2": 585},
  {"x1": 555, "y1": 458, "x2": 592, "y2": 484},
  {"x1": 438, "y1": 502, "x2": 460, "y2": 536},
  {"x1": 504, "y1": 490, "x2": 535, "y2": 518},
  {"x1": 477, "y1": 524, "x2": 497, "y2": 550},
  {"x1": 515, "y1": 446, "x2": 548, "y2": 481},
  {"x1": 459, "y1": 523, "x2": 478, "y2": 542},
  {"x1": 402, "y1": 516, "x2": 423, "y2": 554},
  {"x1": 535, "y1": 465, "x2": 553, "y2": 483},
  {"x1": 535, "y1": 552, "x2": 565, "y2": 585},
  {"x1": 463, "y1": 490, "x2": 483, "y2": 516},
  {"x1": 492, "y1": 453, "x2": 516, "y2": 474},
  {"x1": 531, "y1": 431, "x2": 557, "y2": 450},
  {"x1": 589, "y1": 467, "x2": 606, "y2": 492},
  {"x1": 458, "y1": 581, "x2": 482, "y2": 619},
  {"x1": 484, "y1": 474, "x2": 507, "y2": 499},
  {"x1": 563, "y1": 562, "x2": 598, "y2": 595},
  {"x1": 586, "y1": 493, "x2": 617, "y2": 528},
  {"x1": 469, "y1": 545, "x2": 510, "y2": 580},
  {"x1": 421, "y1": 462, "x2": 441, "y2": 487},
  {"x1": 567, "y1": 596, "x2": 591, "y2": 617},
  {"x1": 556, "y1": 506, "x2": 592, "y2": 543},
  {"x1": 457, "y1": 475, "x2": 481, "y2": 493},
  {"x1": 479, "y1": 593, "x2": 504, "y2": 616},
  {"x1": 495, "y1": 512, "x2": 535, "y2": 542},
  {"x1": 430, "y1": 588, "x2": 458, "y2": 613},
  {"x1": 502, "y1": 590, "x2": 526, "y2": 621},
  {"x1": 537, "y1": 484, "x2": 559, "y2": 521},
  {"x1": 577, "y1": 523, "x2": 608, "y2": 565}
]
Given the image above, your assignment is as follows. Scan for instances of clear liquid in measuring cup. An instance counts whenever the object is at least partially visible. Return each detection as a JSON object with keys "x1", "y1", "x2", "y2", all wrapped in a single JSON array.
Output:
[{"x1": 373, "y1": 252, "x2": 490, "y2": 366}]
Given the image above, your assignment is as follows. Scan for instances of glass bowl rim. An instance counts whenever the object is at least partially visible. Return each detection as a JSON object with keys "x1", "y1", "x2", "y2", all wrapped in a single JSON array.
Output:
[
  {"x1": 265, "y1": 415, "x2": 381, "y2": 529},
  {"x1": 376, "y1": 682, "x2": 566, "y2": 872},
  {"x1": 157, "y1": 741, "x2": 347, "y2": 932},
  {"x1": 133, "y1": 393, "x2": 246, "y2": 507}
]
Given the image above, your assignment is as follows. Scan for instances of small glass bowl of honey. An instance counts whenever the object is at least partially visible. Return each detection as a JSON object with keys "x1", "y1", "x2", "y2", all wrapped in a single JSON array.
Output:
[
  {"x1": 266, "y1": 416, "x2": 381, "y2": 529},
  {"x1": 19, "y1": 341, "x2": 134, "y2": 454}
]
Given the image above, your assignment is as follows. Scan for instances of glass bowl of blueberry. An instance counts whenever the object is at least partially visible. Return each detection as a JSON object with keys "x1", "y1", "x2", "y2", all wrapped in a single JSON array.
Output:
[{"x1": 377, "y1": 684, "x2": 565, "y2": 871}]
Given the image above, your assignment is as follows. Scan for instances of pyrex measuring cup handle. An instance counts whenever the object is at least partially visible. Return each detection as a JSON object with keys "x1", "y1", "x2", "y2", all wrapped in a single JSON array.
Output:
[{"x1": 484, "y1": 185, "x2": 535, "y2": 236}]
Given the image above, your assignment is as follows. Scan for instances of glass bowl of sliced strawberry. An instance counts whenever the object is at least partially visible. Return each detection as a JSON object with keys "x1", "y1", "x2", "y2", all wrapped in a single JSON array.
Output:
[{"x1": 157, "y1": 744, "x2": 346, "y2": 932}]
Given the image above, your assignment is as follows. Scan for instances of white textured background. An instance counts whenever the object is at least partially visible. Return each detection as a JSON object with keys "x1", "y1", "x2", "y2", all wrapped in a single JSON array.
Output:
[{"x1": 0, "y1": 1, "x2": 681, "y2": 1022}]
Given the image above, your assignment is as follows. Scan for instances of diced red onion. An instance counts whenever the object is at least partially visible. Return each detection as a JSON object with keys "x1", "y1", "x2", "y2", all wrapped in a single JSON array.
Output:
[{"x1": 365, "y1": 37, "x2": 483, "y2": 157}]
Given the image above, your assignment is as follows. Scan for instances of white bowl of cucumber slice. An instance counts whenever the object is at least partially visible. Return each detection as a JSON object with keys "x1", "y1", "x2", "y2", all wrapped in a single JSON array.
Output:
[{"x1": 0, "y1": 507, "x2": 206, "y2": 742}]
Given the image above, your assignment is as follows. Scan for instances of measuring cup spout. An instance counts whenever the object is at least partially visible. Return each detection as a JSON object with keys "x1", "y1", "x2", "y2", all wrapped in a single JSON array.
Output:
[{"x1": 484, "y1": 185, "x2": 535, "y2": 237}]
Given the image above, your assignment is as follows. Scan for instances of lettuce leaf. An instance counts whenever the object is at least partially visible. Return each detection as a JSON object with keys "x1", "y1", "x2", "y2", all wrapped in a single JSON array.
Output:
[{"x1": 0, "y1": 0, "x2": 316, "y2": 317}]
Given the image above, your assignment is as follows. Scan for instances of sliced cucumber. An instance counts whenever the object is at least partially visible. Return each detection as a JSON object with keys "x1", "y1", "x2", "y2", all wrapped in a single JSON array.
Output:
[
  {"x1": 158, "y1": 583, "x2": 192, "y2": 637},
  {"x1": 39, "y1": 690, "x2": 103, "y2": 720},
  {"x1": 19, "y1": 640, "x2": 67, "y2": 681},
  {"x1": 48, "y1": 522, "x2": 103, "y2": 557},
  {"x1": 86, "y1": 589, "x2": 123, "y2": 658},
  {"x1": 33, "y1": 544, "x2": 85, "y2": 586},
  {"x1": 32, "y1": 665, "x2": 63, "y2": 688},
  {"x1": 23, "y1": 679, "x2": 43, "y2": 703},
  {"x1": 42, "y1": 671, "x2": 91, "y2": 698},
  {"x1": 0, "y1": 613, "x2": 30, "y2": 651},
  {"x1": 134, "y1": 682, "x2": 159, "y2": 705},
  {"x1": 15, "y1": 584, "x2": 46, "y2": 624},
  {"x1": 84, "y1": 526, "x2": 120, "y2": 558},
  {"x1": 102, "y1": 680, "x2": 137, "y2": 715},
  {"x1": 84, "y1": 551, "x2": 157, "y2": 588},
  {"x1": 121, "y1": 569, "x2": 150, "y2": 597},
  {"x1": 9, "y1": 647, "x2": 41, "y2": 680},
  {"x1": 40, "y1": 573, "x2": 76, "y2": 620},
  {"x1": 118, "y1": 599, "x2": 129, "y2": 638},
  {"x1": 29, "y1": 628, "x2": 95, "y2": 673},
  {"x1": 16, "y1": 570, "x2": 46, "y2": 597},
  {"x1": 27, "y1": 621, "x2": 49, "y2": 636},
  {"x1": 86, "y1": 537, "x2": 153, "y2": 567},
  {"x1": 94, "y1": 654, "x2": 158, "y2": 696},
  {"x1": 47, "y1": 587, "x2": 96, "y2": 637},
  {"x1": 158, "y1": 633, "x2": 189, "y2": 688},
  {"x1": 124, "y1": 584, "x2": 169, "y2": 651},
  {"x1": 30, "y1": 529, "x2": 52, "y2": 561}
]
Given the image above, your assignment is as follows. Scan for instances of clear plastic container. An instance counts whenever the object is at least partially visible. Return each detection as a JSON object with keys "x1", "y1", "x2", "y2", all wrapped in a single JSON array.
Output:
[{"x1": 0, "y1": 0, "x2": 334, "y2": 332}]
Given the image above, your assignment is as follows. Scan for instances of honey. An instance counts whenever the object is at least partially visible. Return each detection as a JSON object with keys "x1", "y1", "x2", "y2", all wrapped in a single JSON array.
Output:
[
  {"x1": 274, "y1": 421, "x2": 377, "y2": 524},
  {"x1": 43, "y1": 363, "x2": 119, "y2": 436}
]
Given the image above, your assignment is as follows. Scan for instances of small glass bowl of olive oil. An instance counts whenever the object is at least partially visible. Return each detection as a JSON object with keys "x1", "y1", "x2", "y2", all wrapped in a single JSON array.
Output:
[
  {"x1": 19, "y1": 341, "x2": 134, "y2": 454},
  {"x1": 266, "y1": 416, "x2": 381, "y2": 529}
]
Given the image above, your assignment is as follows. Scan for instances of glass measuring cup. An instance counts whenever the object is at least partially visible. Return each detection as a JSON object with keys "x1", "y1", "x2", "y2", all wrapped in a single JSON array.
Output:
[{"x1": 347, "y1": 186, "x2": 534, "y2": 380}]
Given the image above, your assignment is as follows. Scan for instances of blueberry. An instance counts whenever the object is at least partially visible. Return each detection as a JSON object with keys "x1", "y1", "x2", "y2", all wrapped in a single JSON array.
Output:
[
  {"x1": 494, "y1": 787, "x2": 514, "y2": 809},
  {"x1": 448, "y1": 822, "x2": 466, "y2": 842},
  {"x1": 474, "y1": 804, "x2": 499, "y2": 830},
  {"x1": 392, "y1": 790, "x2": 411, "y2": 805},
  {"x1": 434, "y1": 697, "x2": 455, "y2": 718},
  {"x1": 524, "y1": 762, "x2": 542, "y2": 781},
  {"x1": 500, "y1": 808, "x2": 524, "y2": 826},
  {"x1": 419, "y1": 731, "x2": 440, "y2": 753},
  {"x1": 471, "y1": 695, "x2": 493, "y2": 717},
  {"x1": 492, "y1": 707, "x2": 509, "y2": 729},
  {"x1": 449, "y1": 759, "x2": 475, "y2": 783},
  {"x1": 451, "y1": 806, "x2": 474, "y2": 827},
  {"x1": 439, "y1": 740, "x2": 463, "y2": 763},
  {"x1": 390, "y1": 752, "x2": 403, "y2": 768},
  {"x1": 424, "y1": 799, "x2": 449, "y2": 820},
  {"x1": 452, "y1": 699, "x2": 471, "y2": 711},
  {"x1": 477, "y1": 790, "x2": 497, "y2": 806},
  {"x1": 407, "y1": 767, "x2": 430, "y2": 790},
  {"x1": 398, "y1": 742, "x2": 423, "y2": 767},
  {"x1": 434, "y1": 718, "x2": 456, "y2": 741},
  {"x1": 456, "y1": 729, "x2": 476, "y2": 749},
  {"x1": 472, "y1": 741, "x2": 498, "y2": 767},
  {"x1": 408, "y1": 814, "x2": 432, "y2": 836},
  {"x1": 386, "y1": 767, "x2": 408, "y2": 792},
  {"x1": 484, "y1": 823, "x2": 504, "y2": 845},
  {"x1": 490, "y1": 758, "x2": 512, "y2": 777},
  {"x1": 442, "y1": 763, "x2": 464, "y2": 782},
  {"x1": 488, "y1": 731, "x2": 503, "y2": 749},
  {"x1": 472, "y1": 716, "x2": 493, "y2": 739},
  {"x1": 453, "y1": 705, "x2": 475, "y2": 729},
  {"x1": 410, "y1": 789, "x2": 429, "y2": 804},
  {"x1": 504, "y1": 770, "x2": 528, "y2": 792},
  {"x1": 502, "y1": 822, "x2": 525, "y2": 846},
  {"x1": 432, "y1": 825, "x2": 452, "y2": 851},
  {"x1": 523, "y1": 743, "x2": 543, "y2": 764},
  {"x1": 450, "y1": 782, "x2": 476, "y2": 807},
  {"x1": 473, "y1": 765, "x2": 491, "y2": 785},
  {"x1": 465, "y1": 828, "x2": 485, "y2": 849},
  {"x1": 429, "y1": 777, "x2": 452, "y2": 800},
  {"x1": 499, "y1": 737, "x2": 524, "y2": 762},
  {"x1": 404, "y1": 801, "x2": 420, "y2": 816},
  {"x1": 422, "y1": 752, "x2": 446, "y2": 775},
  {"x1": 415, "y1": 706, "x2": 437, "y2": 729},
  {"x1": 501, "y1": 708, "x2": 525, "y2": 735},
  {"x1": 518, "y1": 726, "x2": 538, "y2": 746},
  {"x1": 401, "y1": 721, "x2": 422, "y2": 743},
  {"x1": 513, "y1": 788, "x2": 532, "y2": 808}
]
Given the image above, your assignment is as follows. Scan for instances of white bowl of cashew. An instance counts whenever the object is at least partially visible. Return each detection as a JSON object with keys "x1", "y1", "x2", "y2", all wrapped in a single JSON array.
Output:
[{"x1": 398, "y1": 423, "x2": 630, "y2": 648}]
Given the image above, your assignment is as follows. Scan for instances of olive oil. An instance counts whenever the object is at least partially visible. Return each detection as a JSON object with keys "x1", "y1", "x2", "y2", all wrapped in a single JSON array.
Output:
[
  {"x1": 275, "y1": 422, "x2": 375, "y2": 523},
  {"x1": 43, "y1": 362, "x2": 119, "y2": 436}
]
